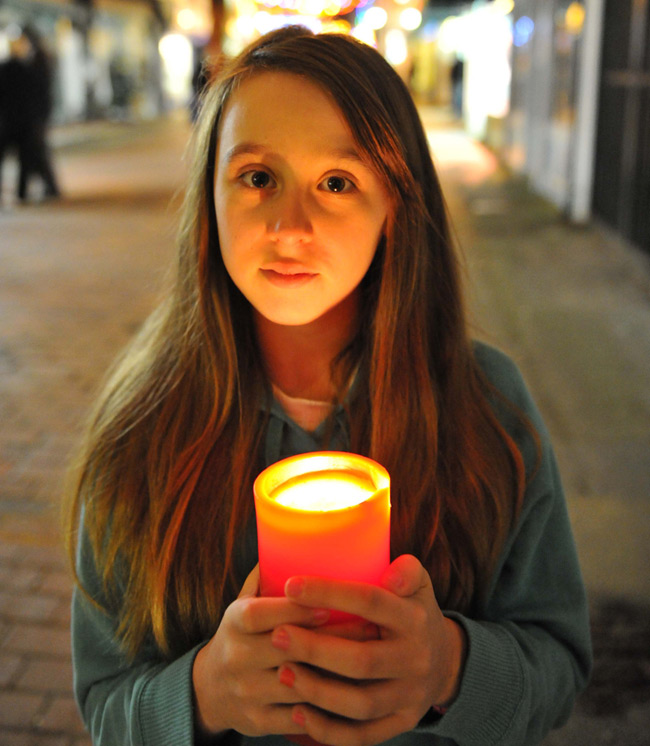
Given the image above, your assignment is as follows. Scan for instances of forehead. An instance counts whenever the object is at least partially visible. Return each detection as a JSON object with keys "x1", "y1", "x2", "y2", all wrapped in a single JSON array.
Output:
[{"x1": 216, "y1": 71, "x2": 357, "y2": 158}]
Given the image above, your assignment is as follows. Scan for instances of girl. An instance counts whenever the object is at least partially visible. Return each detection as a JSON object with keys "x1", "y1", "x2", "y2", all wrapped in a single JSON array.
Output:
[{"x1": 66, "y1": 27, "x2": 592, "y2": 746}]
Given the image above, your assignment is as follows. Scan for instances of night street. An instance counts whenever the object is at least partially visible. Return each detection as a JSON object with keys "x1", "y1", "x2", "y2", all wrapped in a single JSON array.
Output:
[{"x1": 1, "y1": 111, "x2": 649, "y2": 745}]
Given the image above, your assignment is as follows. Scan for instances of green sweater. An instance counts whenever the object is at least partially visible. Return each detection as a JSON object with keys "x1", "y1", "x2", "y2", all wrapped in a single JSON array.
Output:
[{"x1": 71, "y1": 343, "x2": 592, "y2": 746}]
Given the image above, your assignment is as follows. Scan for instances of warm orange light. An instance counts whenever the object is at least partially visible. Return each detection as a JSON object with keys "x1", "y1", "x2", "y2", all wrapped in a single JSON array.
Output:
[
  {"x1": 273, "y1": 470, "x2": 375, "y2": 510},
  {"x1": 254, "y1": 452, "x2": 391, "y2": 599}
]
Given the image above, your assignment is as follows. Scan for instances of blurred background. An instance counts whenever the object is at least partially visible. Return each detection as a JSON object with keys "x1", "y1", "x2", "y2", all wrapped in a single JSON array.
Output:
[
  {"x1": 0, "y1": 0, "x2": 647, "y2": 247},
  {"x1": 0, "y1": 1, "x2": 648, "y2": 745}
]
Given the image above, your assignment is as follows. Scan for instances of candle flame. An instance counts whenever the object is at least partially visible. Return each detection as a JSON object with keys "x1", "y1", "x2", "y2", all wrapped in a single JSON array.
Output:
[{"x1": 272, "y1": 470, "x2": 375, "y2": 512}]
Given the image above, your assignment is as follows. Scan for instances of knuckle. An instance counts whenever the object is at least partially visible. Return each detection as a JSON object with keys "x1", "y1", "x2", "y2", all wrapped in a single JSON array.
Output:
[
  {"x1": 237, "y1": 598, "x2": 258, "y2": 633},
  {"x1": 230, "y1": 674, "x2": 248, "y2": 700},
  {"x1": 224, "y1": 639, "x2": 247, "y2": 672},
  {"x1": 411, "y1": 603, "x2": 428, "y2": 629},
  {"x1": 220, "y1": 643, "x2": 236, "y2": 672}
]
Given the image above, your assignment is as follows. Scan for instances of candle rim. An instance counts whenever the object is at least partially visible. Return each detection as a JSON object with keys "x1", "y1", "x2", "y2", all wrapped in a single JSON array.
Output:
[{"x1": 254, "y1": 451, "x2": 390, "y2": 514}]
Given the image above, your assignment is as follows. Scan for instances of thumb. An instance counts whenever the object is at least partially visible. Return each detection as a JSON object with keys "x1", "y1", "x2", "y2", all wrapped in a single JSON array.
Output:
[
  {"x1": 380, "y1": 554, "x2": 428, "y2": 597},
  {"x1": 238, "y1": 563, "x2": 260, "y2": 599}
]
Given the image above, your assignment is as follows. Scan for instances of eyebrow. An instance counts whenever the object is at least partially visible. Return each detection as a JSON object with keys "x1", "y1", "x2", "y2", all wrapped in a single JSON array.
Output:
[{"x1": 223, "y1": 142, "x2": 369, "y2": 168}]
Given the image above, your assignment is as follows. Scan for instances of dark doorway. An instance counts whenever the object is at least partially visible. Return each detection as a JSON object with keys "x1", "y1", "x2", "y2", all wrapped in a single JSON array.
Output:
[{"x1": 593, "y1": 0, "x2": 650, "y2": 253}]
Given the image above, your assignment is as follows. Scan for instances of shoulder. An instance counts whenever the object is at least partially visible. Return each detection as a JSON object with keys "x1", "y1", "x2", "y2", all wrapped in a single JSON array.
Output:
[
  {"x1": 471, "y1": 341, "x2": 549, "y2": 474},
  {"x1": 473, "y1": 341, "x2": 525, "y2": 398},
  {"x1": 472, "y1": 341, "x2": 544, "y2": 426}
]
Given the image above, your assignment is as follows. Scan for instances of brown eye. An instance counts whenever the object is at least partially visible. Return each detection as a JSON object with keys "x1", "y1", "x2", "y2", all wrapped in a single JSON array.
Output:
[
  {"x1": 326, "y1": 176, "x2": 347, "y2": 192},
  {"x1": 242, "y1": 170, "x2": 275, "y2": 189},
  {"x1": 321, "y1": 175, "x2": 354, "y2": 193}
]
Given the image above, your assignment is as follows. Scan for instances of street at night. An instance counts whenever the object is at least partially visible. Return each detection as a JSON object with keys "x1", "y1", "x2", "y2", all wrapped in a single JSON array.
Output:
[{"x1": 1, "y1": 109, "x2": 649, "y2": 745}]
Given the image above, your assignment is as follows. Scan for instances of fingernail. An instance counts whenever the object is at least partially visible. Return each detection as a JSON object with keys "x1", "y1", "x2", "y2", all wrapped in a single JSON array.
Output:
[
  {"x1": 279, "y1": 665, "x2": 295, "y2": 687},
  {"x1": 292, "y1": 708, "x2": 306, "y2": 727},
  {"x1": 285, "y1": 577, "x2": 304, "y2": 598},
  {"x1": 312, "y1": 608, "x2": 330, "y2": 624},
  {"x1": 271, "y1": 627, "x2": 290, "y2": 651}
]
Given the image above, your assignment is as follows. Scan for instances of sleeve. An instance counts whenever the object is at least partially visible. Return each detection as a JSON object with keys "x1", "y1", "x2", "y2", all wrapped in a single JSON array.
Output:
[
  {"x1": 71, "y1": 514, "x2": 204, "y2": 746},
  {"x1": 417, "y1": 347, "x2": 593, "y2": 746}
]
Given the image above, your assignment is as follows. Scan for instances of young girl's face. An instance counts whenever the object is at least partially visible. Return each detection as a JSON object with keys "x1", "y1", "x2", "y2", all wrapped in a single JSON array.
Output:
[{"x1": 213, "y1": 71, "x2": 389, "y2": 329}]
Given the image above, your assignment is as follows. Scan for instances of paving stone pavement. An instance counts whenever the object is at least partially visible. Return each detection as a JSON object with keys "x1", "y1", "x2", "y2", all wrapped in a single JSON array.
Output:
[{"x1": 0, "y1": 111, "x2": 648, "y2": 745}]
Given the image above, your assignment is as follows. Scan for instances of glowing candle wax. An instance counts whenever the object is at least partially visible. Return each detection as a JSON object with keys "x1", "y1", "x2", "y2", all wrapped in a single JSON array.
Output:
[{"x1": 254, "y1": 452, "x2": 391, "y2": 599}]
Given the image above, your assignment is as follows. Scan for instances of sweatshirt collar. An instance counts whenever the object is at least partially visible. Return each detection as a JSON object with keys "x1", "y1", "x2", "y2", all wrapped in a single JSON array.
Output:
[{"x1": 263, "y1": 394, "x2": 350, "y2": 468}]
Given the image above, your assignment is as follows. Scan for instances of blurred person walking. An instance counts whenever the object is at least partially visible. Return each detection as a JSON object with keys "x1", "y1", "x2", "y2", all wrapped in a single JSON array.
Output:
[
  {"x1": 450, "y1": 56, "x2": 464, "y2": 119},
  {"x1": 0, "y1": 24, "x2": 60, "y2": 203}
]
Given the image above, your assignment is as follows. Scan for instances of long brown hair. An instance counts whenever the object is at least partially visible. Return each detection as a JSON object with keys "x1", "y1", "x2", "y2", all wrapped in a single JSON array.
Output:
[{"x1": 65, "y1": 27, "x2": 530, "y2": 660}]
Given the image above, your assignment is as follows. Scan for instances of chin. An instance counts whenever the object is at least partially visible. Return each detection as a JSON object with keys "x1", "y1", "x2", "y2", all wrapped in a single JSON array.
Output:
[
  {"x1": 255, "y1": 303, "x2": 330, "y2": 328},
  {"x1": 264, "y1": 312, "x2": 323, "y2": 327}
]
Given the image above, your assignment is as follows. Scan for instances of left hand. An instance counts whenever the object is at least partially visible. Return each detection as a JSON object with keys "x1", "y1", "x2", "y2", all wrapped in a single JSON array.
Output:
[{"x1": 270, "y1": 554, "x2": 466, "y2": 746}]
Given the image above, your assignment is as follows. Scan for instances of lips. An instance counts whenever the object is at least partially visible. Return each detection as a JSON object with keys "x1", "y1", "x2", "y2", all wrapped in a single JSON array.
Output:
[
  {"x1": 260, "y1": 262, "x2": 318, "y2": 288},
  {"x1": 262, "y1": 261, "x2": 316, "y2": 275},
  {"x1": 260, "y1": 268, "x2": 317, "y2": 288}
]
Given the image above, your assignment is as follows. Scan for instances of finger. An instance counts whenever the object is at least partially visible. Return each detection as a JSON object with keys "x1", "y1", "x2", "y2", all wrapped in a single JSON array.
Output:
[
  {"x1": 239, "y1": 703, "x2": 309, "y2": 738},
  {"x1": 379, "y1": 555, "x2": 430, "y2": 598},
  {"x1": 313, "y1": 620, "x2": 380, "y2": 642},
  {"x1": 293, "y1": 704, "x2": 413, "y2": 746},
  {"x1": 278, "y1": 663, "x2": 401, "y2": 721},
  {"x1": 268, "y1": 706, "x2": 310, "y2": 736},
  {"x1": 229, "y1": 666, "x2": 296, "y2": 706},
  {"x1": 284, "y1": 576, "x2": 403, "y2": 630},
  {"x1": 272, "y1": 625, "x2": 410, "y2": 680},
  {"x1": 232, "y1": 595, "x2": 331, "y2": 635}
]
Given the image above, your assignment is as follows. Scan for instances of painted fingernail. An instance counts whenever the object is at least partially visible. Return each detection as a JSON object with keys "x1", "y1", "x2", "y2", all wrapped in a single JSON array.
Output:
[
  {"x1": 285, "y1": 577, "x2": 304, "y2": 598},
  {"x1": 279, "y1": 665, "x2": 295, "y2": 688},
  {"x1": 292, "y1": 708, "x2": 306, "y2": 727},
  {"x1": 312, "y1": 608, "x2": 330, "y2": 624},
  {"x1": 271, "y1": 627, "x2": 290, "y2": 650}
]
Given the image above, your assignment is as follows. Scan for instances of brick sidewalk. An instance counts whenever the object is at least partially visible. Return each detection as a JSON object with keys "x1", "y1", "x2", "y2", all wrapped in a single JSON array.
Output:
[
  {"x1": 1, "y1": 115, "x2": 185, "y2": 745},
  {"x1": 0, "y1": 529, "x2": 87, "y2": 746}
]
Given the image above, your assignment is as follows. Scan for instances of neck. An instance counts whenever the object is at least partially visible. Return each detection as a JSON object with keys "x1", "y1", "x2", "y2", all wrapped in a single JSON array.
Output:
[{"x1": 255, "y1": 293, "x2": 359, "y2": 401}]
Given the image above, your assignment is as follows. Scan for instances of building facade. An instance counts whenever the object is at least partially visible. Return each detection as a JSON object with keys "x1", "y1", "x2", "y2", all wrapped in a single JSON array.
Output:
[{"x1": 501, "y1": 0, "x2": 649, "y2": 253}]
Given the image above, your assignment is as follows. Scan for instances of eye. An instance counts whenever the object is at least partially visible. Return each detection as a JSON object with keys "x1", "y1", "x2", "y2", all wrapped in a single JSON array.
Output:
[
  {"x1": 241, "y1": 170, "x2": 276, "y2": 189},
  {"x1": 320, "y1": 175, "x2": 355, "y2": 194}
]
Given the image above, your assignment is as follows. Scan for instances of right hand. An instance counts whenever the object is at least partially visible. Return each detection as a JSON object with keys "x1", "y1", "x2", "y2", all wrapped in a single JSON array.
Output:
[{"x1": 192, "y1": 565, "x2": 333, "y2": 738}]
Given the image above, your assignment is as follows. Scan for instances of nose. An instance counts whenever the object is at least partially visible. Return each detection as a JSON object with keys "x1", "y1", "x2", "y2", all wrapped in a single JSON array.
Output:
[{"x1": 267, "y1": 187, "x2": 313, "y2": 244}]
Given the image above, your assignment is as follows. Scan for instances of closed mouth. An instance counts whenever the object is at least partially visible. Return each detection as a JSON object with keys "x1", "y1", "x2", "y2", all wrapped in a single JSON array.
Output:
[
  {"x1": 261, "y1": 262, "x2": 316, "y2": 276},
  {"x1": 260, "y1": 268, "x2": 318, "y2": 286}
]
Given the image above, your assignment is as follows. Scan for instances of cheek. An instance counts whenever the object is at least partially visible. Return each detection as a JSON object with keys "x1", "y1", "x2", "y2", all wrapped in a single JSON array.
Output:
[
  {"x1": 214, "y1": 194, "x2": 243, "y2": 262},
  {"x1": 346, "y1": 211, "x2": 385, "y2": 264},
  {"x1": 335, "y1": 237, "x2": 379, "y2": 288}
]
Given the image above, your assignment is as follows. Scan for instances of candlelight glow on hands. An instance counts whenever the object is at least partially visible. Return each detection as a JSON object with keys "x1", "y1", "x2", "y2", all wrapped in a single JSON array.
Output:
[{"x1": 254, "y1": 452, "x2": 391, "y2": 599}]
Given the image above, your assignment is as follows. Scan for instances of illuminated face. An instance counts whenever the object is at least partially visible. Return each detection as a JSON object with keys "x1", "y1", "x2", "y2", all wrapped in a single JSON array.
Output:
[{"x1": 213, "y1": 71, "x2": 389, "y2": 328}]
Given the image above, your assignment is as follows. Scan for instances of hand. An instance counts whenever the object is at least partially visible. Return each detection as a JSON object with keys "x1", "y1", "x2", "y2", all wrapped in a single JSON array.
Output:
[
  {"x1": 192, "y1": 564, "x2": 332, "y2": 738},
  {"x1": 270, "y1": 555, "x2": 467, "y2": 746}
]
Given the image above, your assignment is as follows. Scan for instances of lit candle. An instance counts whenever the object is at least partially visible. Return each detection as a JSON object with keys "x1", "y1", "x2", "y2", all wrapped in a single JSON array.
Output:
[{"x1": 254, "y1": 451, "x2": 391, "y2": 599}]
